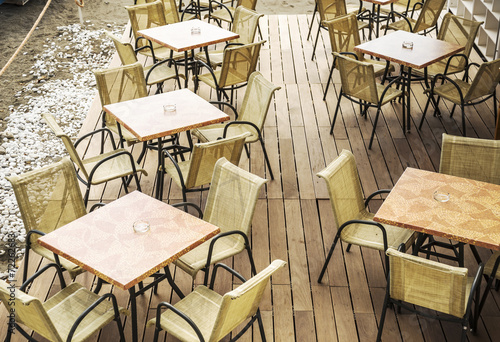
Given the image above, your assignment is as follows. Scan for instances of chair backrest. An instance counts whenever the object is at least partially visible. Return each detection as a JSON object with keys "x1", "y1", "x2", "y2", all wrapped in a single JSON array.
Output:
[
  {"x1": 0, "y1": 280, "x2": 61, "y2": 341},
  {"x1": 218, "y1": 40, "x2": 265, "y2": 88},
  {"x1": 106, "y1": 31, "x2": 139, "y2": 66},
  {"x1": 233, "y1": 6, "x2": 263, "y2": 44},
  {"x1": 125, "y1": 0, "x2": 167, "y2": 50},
  {"x1": 464, "y1": 58, "x2": 500, "y2": 102},
  {"x1": 238, "y1": 0, "x2": 258, "y2": 11},
  {"x1": 208, "y1": 259, "x2": 286, "y2": 341},
  {"x1": 317, "y1": 0, "x2": 348, "y2": 22},
  {"x1": 7, "y1": 157, "x2": 87, "y2": 247},
  {"x1": 145, "y1": 0, "x2": 181, "y2": 24},
  {"x1": 439, "y1": 133, "x2": 500, "y2": 185},
  {"x1": 317, "y1": 150, "x2": 366, "y2": 229},
  {"x1": 437, "y1": 13, "x2": 482, "y2": 71},
  {"x1": 185, "y1": 133, "x2": 250, "y2": 189},
  {"x1": 203, "y1": 157, "x2": 267, "y2": 237},
  {"x1": 42, "y1": 114, "x2": 89, "y2": 180},
  {"x1": 334, "y1": 52, "x2": 379, "y2": 104},
  {"x1": 238, "y1": 71, "x2": 280, "y2": 135},
  {"x1": 386, "y1": 248, "x2": 469, "y2": 318},
  {"x1": 324, "y1": 13, "x2": 363, "y2": 63},
  {"x1": 93, "y1": 62, "x2": 148, "y2": 129},
  {"x1": 413, "y1": 0, "x2": 446, "y2": 33}
]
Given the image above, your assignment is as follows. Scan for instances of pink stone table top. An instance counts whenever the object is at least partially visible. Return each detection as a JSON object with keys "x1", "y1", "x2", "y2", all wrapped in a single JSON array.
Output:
[
  {"x1": 39, "y1": 191, "x2": 220, "y2": 290},
  {"x1": 374, "y1": 168, "x2": 500, "y2": 251},
  {"x1": 103, "y1": 88, "x2": 229, "y2": 142}
]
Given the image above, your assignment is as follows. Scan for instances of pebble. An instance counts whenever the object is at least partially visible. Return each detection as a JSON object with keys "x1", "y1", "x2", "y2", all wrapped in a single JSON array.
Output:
[{"x1": 0, "y1": 23, "x2": 124, "y2": 272}]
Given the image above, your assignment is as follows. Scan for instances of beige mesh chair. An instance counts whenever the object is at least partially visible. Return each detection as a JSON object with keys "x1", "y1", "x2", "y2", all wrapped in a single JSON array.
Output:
[
  {"x1": 42, "y1": 113, "x2": 147, "y2": 206},
  {"x1": 147, "y1": 259, "x2": 286, "y2": 342},
  {"x1": 126, "y1": 0, "x2": 185, "y2": 62},
  {"x1": 0, "y1": 263, "x2": 127, "y2": 341},
  {"x1": 7, "y1": 157, "x2": 87, "y2": 283},
  {"x1": 419, "y1": 58, "x2": 500, "y2": 136},
  {"x1": 317, "y1": 150, "x2": 416, "y2": 283},
  {"x1": 195, "y1": 6, "x2": 263, "y2": 69},
  {"x1": 207, "y1": 0, "x2": 258, "y2": 25},
  {"x1": 377, "y1": 248, "x2": 483, "y2": 342},
  {"x1": 143, "y1": 0, "x2": 196, "y2": 22},
  {"x1": 106, "y1": 31, "x2": 184, "y2": 92},
  {"x1": 94, "y1": 62, "x2": 148, "y2": 152},
  {"x1": 195, "y1": 40, "x2": 265, "y2": 104},
  {"x1": 330, "y1": 52, "x2": 403, "y2": 149},
  {"x1": 309, "y1": 0, "x2": 369, "y2": 60},
  {"x1": 164, "y1": 133, "x2": 249, "y2": 201},
  {"x1": 192, "y1": 72, "x2": 280, "y2": 179},
  {"x1": 323, "y1": 13, "x2": 394, "y2": 100},
  {"x1": 174, "y1": 157, "x2": 268, "y2": 285},
  {"x1": 412, "y1": 13, "x2": 483, "y2": 81},
  {"x1": 385, "y1": 0, "x2": 447, "y2": 35}
]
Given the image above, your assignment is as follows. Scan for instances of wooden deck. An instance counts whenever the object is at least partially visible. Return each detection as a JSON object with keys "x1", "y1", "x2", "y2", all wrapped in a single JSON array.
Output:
[{"x1": 1, "y1": 14, "x2": 500, "y2": 341}]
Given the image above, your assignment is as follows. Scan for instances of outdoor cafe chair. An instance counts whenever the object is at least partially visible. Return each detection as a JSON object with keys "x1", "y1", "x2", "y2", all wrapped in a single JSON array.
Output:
[
  {"x1": 164, "y1": 133, "x2": 249, "y2": 202},
  {"x1": 419, "y1": 58, "x2": 500, "y2": 136},
  {"x1": 7, "y1": 157, "x2": 87, "y2": 283},
  {"x1": 42, "y1": 113, "x2": 147, "y2": 206},
  {"x1": 309, "y1": 0, "x2": 370, "y2": 60},
  {"x1": 126, "y1": 0, "x2": 187, "y2": 62},
  {"x1": 147, "y1": 259, "x2": 286, "y2": 342},
  {"x1": 0, "y1": 263, "x2": 127, "y2": 342},
  {"x1": 329, "y1": 52, "x2": 404, "y2": 149},
  {"x1": 411, "y1": 13, "x2": 483, "y2": 82},
  {"x1": 384, "y1": 0, "x2": 447, "y2": 35},
  {"x1": 173, "y1": 157, "x2": 268, "y2": 285},
  {"x1": 192, "y1": 71, "x2": 280, "y2": 179},
  {"x1": 195, "y1": 40, "x2": 265, "y2": 104},
  {"x1": 377, "y1": 248, "x2": 483, "y2": 341},
  {"x1": 207, "y1": 0, "x2": 258, "y2": 26},
  {"x1": 195, "y1": 6, "x2": 263, "y2": 69},
  {"x1": 143, "y1": 0, "x2": 196, "y2": 23},
  {"x1": 106, "y1": 31, "x2": 184, "y2": 92},
  {"x1": 317, "y1": 150, "x2": 417, "y2": 283},
  {"x1": 323, "y1": 13, "x2": 395, "y2": 100}
]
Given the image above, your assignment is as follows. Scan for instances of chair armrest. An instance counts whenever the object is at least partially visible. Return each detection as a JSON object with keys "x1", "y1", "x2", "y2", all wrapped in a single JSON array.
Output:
[
  {"x1": 145, "y1": 58, "x2": 182, "y2": 84},
  {"x1": 387, "y1": 10, "x2": 413, "y2": 32},
  {"x1": 163, "y1": 149, "x2": 187, "y2": 191},
  {"x1": 135, "y1": 37, "x2": 158, "y2": 62},
  {"x1": 338, "y1": 219, "x2": 389, "y2": 251},
  {"x1": 222, "y1": 121, "x2": 261, "y2": 139},
  {"x1": 209, "y1": 0, "x2": 233, "y2": 22},
  {"x1": 87, "y1": 150, "x2": 141, "y2": 186},
  {"x1": 172, "y1": 202, "x2": 203, "y2": 218},
  {"x1": 153, "y1": 302, "x2": 205, "y2": 342},
  {"x1": 67, "y1": 292, "x2": 126, "y2": 342},
  {"x1": 209, "y1": 262, "x2": 247, "y2": 289},
  {"x1": 208, "y1": 100, "x2": 238, "y2": 118},
  {"x1": 204, "y1": 230, "x2": 251, "y2": 277},
  {"x1": 74, "y1": 127, "x2": 117, "y2": 150},
  {"x1": 20, "y1": 263, "x2": 66, "y2": 292},
  {"x1": 224, "y1": 42, "x2": 244, "y2": 50},
  {"x1": 441, "y1": 53, "x2": 469, "y2": 76},
  {"x1": 89, "y1": 203, "x2": 106, "y2": 212},
  {"x1": 464, "y1": 62, "x2": 480, "y2": 81},
  {"x1": 410, "y1": 2, "x2": 424, "y2": 17},
  {"x1": 379, "y1": 75, "x2": 405, "y2": 103},
  {"x1": 195, "y1": 60, "x2": 221, "y2": 91},
  {"x1": 430, "y1": 74, "x2": 465, "y2": 104},
  {"x1": 364, "y1": 189, "x2": 391, "y2": 207}
]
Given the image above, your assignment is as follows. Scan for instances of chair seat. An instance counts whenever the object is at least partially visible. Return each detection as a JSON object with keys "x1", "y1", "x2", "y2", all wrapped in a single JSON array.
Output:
[
  {"x1": 362, "y1": 58, "x2": 395, "y2": 78},
  {"x1": 341, "y1": 209, "x2": 416, "y2": 251},
  {"x1": 43, "y1": 283, "x2": 128, "y2": 342},
  {"x1": 31, "y1": 242, "x2": 84, "y2": 279},
  {"x1": 144, "y1": 63, "x2": 185, "y2": 85},
  {"x1": 431, "y1": 79, "x2": 471, "y2": 104},
  {"x1": 138, "y1": 46, "x2": 189, "y2": 61},
  {"x1": 411, "y1": 60, "x2": 465, "y2": 78},
  {"x1": 195, "y1": 49, "x2": 224, "y2": 68},
  {"x1": 164, "y1": 158, "x2": 192, "y2": 188},
  {"x1": 210, "y1": 6, "x2": 235, "y2": 23},
  {"x1": 106, "y1": 121, "x2": 140, "y2": 145},
  {"x1": 352, "y1": 82, "x2": 402, "y2": 105},
  {"x1": 484, "y1": 251, "x2": 500, "y2": 279},
  {"x1": 174, "y1": 234, "x2": 246, "y2": 277},
  {"x1": 82, "y1": 149, "x2": 148, "y2": 185},
  {"x1": 197, "y1": 69, "x2": 247, "y2": 89},
  {"x1": 387, "y1": 17, "x2": 432, "y2": 33},
  {"x1": 147, "y1": 285, "x2": 222, "y2": 341},
  {"x1": 192, "y1": 123, "x2": 258, "y2": 144}
]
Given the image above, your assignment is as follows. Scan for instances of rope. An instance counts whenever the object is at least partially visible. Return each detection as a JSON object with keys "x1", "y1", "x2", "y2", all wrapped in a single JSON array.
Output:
[{"x1": 0, "y1": 0, "x2": 53, "y2": 78}]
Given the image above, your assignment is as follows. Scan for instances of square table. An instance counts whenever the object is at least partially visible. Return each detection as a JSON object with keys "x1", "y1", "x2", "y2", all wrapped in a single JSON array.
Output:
[
  {"x1": 355, "y1": 31, "x2": 464, "y2": 132},
  {"x1": 103, "y1": 88, "x2": 229, "y2": 200},
  {"x1": 38, "y1": 191, "x2": 220, "y2": 342},
  {"x1": 374, "y1": 167, "x2": 500, "y2": 265},
  {"x1": 138, "y1": 19, "x2": 239, "y2": 87}
]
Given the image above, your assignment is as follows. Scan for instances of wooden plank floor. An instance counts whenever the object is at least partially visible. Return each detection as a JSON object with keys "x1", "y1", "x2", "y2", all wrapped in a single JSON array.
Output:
[{"x1": 2, "y1": 14, "x2": 500, "y2": 341}]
